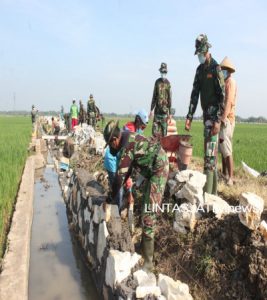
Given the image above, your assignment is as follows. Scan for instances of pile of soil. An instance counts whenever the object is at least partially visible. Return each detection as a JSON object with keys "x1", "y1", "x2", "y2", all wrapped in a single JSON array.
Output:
[
  {"x1": 70, "y1": 144, "x2": 104, "y2": 173},
  {"x1": 153, "y1": 213, "x2": 267, "y2": 300}
]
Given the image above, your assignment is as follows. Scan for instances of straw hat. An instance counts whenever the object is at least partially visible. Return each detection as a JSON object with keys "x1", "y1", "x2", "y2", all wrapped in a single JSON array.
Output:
[{"x1": 220, "y1": 56, "x2": 235, "y2": 73}]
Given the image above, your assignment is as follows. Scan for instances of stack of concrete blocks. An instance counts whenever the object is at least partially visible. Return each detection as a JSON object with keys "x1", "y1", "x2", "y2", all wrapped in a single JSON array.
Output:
[{"x1": 169, "y1": 170, "x2": 206, "y2": 234}]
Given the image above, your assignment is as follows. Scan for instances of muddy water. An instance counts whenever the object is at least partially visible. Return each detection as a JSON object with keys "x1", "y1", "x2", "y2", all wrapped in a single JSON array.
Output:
[{"x1": 29, "y1": 153, "x2": 99, "y2": 300}]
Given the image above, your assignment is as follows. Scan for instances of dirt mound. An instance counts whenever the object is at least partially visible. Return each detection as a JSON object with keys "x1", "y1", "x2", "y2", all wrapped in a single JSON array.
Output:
[
  {"x1": 70, "y1": 144, "x2": 103, "y2": 173},
  {"x1": 154, "y1": 214, "x2": 267, "y2": 300}
]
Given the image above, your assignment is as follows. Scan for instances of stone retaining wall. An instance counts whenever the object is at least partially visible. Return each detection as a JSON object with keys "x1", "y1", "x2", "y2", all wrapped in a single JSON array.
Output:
[{"x1": 58, "y1": 167, "x2": 193, "y2": 300}]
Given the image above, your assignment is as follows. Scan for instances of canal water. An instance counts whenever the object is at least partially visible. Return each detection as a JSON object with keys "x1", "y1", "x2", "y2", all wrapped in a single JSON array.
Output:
[{"x1": 29, "y1": 153, "x2": 99, "y2": 300}]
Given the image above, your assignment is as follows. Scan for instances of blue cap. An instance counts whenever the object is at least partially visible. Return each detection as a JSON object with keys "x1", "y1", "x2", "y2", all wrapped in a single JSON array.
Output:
[{"x1": 137, "y1": 109, "x2": 149, "y2": 125}]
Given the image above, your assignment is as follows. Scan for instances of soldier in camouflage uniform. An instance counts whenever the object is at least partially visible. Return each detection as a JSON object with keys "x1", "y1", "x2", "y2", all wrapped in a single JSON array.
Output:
[
  {"x1": 103, "y1": 120, "x2": 169, "y2": 272},
  {"x1": 87, "y1": 94, "x2": 98, "y2": 128},
  {"x1": 79, "y1": 100, "x2": 87, "y2": 124},
  {"x1": 150, "y1": 62, "x2": 172, "y2": 137},
  {"x1": 185, "y1": 34, "x2": 225, "y2": 195}
]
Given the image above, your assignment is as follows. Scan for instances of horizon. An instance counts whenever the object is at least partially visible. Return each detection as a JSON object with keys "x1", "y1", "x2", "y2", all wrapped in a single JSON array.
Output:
[{"x1": 1, "y1": 1, "x2": 267, "y2": 117}]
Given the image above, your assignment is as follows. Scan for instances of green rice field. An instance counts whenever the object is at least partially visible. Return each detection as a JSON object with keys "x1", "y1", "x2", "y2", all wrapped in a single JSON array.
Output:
[
  {"x1": 0, "y1": 116, "x2": 31, "y2": 258},
  {"x1": 112, "y1": 118, "x2": 267, "y2": 172},
  {"x1": 0, "y1": 115, "x2": 266, "y2": 259}
]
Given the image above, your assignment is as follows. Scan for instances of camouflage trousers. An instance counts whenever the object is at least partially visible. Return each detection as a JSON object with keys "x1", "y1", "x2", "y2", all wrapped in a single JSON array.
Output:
[
  {"x1": 203, "y1": 120, "x2": 218, "y2": 172},
  {"x1": 203, "y1": 118, "x2": 219, "y2": 194},
  {"x1": 142, "y1": 148, "x2": 169, "y2": 240},
  {"x1": 79, "y1": 113, "x2": 87, "y2": 124},
  {"x1": 152, "y1": 114, "x2": 168, "y2": 137},
  {"x1": 87, "y1": 117, "x2": 96, "y2": 128}
]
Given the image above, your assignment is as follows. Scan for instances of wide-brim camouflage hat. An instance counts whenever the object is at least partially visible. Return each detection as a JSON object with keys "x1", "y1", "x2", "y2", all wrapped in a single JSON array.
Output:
[
  {"x1": 220, "y1": 56, "x2": 235, "y2": 73},
  {"x1": 103, "y1": 120, "x2": 119, "y2": 147},
  {"x1": 159, "y1": 62, "x2": 168, "y2": 73},
  {"x1": 194, "y1": 34, "x2": 212, "y2": 55}
]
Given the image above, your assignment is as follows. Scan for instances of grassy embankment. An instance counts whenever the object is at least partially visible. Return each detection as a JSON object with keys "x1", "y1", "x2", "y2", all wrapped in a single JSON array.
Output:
[{"x1": 0, "y1": 116, "x2": 31, "y2": 259}]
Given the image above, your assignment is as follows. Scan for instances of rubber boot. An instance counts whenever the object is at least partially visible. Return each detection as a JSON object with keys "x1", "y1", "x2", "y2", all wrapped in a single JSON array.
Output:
[
  {"x1": 204, "y1": 170, "x2": 214, "y2": 194},
  {"x1": 142, "y1": 237, "x2": 154, "y2": 272},
  {"x1": 212, "y1": 170, "x2": 218, "y2": 195}
]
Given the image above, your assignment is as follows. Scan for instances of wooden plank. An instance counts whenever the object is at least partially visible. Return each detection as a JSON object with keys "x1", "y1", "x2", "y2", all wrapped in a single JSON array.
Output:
[{"x1": 42, "y1": 135, "x2": 68, "y2": 140}]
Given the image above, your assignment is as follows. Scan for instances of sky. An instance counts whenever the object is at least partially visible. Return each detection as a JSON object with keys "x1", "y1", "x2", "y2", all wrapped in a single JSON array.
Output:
[{"x1": 0, "y1": 0, "x2": 267, "y2": 117}]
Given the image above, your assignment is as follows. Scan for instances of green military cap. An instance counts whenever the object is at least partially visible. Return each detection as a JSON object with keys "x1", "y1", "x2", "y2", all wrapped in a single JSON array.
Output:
[
  {"x1": 89, "y1": 94, "x2": 93, "y2": 99},
  {"x1": 159, "y1": 62, "x2": 168, "y2": 73},
  {"x1": 103, "y1": 120, "x2": 119, "y2": 145},
  {"x1": 194, "y1": 34, "x2": 212, "y2": 55}
]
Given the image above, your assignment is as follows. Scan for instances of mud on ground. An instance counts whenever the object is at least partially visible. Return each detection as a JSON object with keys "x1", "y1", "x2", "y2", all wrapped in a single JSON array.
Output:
[
  {"x1": 66, "y1": 146, "x2": 267, "y2": 299},
  {"x1": 153, "y1": 213, "x2": 267, "y2": 300}
]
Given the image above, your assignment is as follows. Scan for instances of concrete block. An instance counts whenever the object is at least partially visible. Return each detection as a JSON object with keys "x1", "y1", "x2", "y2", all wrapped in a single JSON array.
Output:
[
  {"x1": 175, "y1": 170, "x2": 206, "y2": 187},
  {"x1": 34, "y1": 153, "x2": 45, "y2": 169},
  {"x1": 97, "y1": 221, "x2": 109, "y2": 263},
  {"x1": 174, "y1": 203, "x2": 201, "y2": 233},
  {"x1": 158, "y1": 274, "x2": 193, "y2": 300},
  {"x1": 105, "y1": 250, "x2": 141, "y2": 288},
  {"x1": 136, "y1": 286, "x2": 161, "y2": 298},
  {"x1": 105, "y1": 204, "x2": 120, "y2": 223},
  {"x1": 239, "y1": 192, "x2": 264, "y2": 230},
  {"x1": 84, "y1": 207, "x2": 91, "y2": 223},
  {"x1": 78, "y1": 208, "x2": 83, "y2": 233},
  {"x1": 93, "y1": 205, "x2": 101, "y2": 224},
  {"x1": 88, "y1": 219, "x2": 94, "y2": 244},
  {"x1": 259, "y1": 220, "x2": 267, "y2": 241},
  {"x1": 204, "y1": 193, "x2": 231, "y2": 219},
  {"x1": 134, "y1": 270, "x2": 161, "y2": 298}
]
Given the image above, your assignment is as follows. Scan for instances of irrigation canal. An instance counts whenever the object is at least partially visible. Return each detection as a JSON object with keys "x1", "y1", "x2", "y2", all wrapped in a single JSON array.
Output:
[{"x1": 28, "y1": 152, "x2": 99, "y2": 300}]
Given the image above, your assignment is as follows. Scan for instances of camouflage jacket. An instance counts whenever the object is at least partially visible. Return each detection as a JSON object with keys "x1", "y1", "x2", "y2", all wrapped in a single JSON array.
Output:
[
  {"x1": 187, "y1": 56, "x2": 225, "y2": 122},
  {"x1": 87, "y1": 99, "x2": 97, "y2": 115},
  {"x1": 151, "y1": 78, "x2": 172, "y2": 115},
  {"x1": 111, "y1": 132, "x2": 162, "y2": 198},
  {"x1": 79, "y1": 104, "x2": 86, "y2": 118},
  {"x1": 31, "y1": 108, "x2": 37, "y2": 123}
]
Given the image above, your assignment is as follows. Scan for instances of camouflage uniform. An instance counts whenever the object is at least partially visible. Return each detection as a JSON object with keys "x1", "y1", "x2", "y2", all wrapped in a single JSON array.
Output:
[
  {"x1": 31, "y1": 106, "x2": 37, "y2": 132},
  {"x1": 87, "y1": 95, "x2": 98, "y2": 128},
  {"x1": 151, "y1": 63, "x2": 172, "y2": 137},
  {"x1": 79, "y1": 102, "x2": 87, "y2": 124},
  {"x1": 187, "y1": 36, "x2": 225, "y2": 194},
  {"x1": 111, "y1": 132, "x2": 169, "y2": 239}
]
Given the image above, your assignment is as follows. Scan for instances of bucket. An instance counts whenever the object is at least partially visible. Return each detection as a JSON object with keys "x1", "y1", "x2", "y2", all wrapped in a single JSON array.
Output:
[
  {"x1": 160, "y1": 134, "x2": 192, "y2": 153},
  {"x1": 178, "y1": 141, "x2": 193, "y2": 165}
]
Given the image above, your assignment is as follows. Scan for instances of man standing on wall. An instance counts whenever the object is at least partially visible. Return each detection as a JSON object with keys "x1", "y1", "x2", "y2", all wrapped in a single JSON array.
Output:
[
  {"x1": 79, "y1": 100, "x2": 87, "y2": 125},
  {"x1": 185, "y1": 34, "x2": 225, "y2": 195},
  {"x1": 219, "y1": 57, "x2": 237, "y2": 186},
  {"x1": 31, "y1": 105, "x2": 38, "y2": 132},
  {"x1": 70, "y1": 99, "x2": 79, "y2": 130},
  {"x1": 150, "y1": 62, "x2": 172, "y2": 138},
  {"x1": 87, "y1": 94, "x2": 98, "y2": 129}
]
